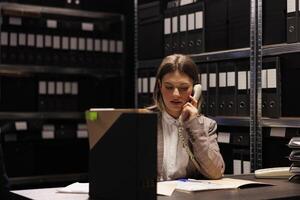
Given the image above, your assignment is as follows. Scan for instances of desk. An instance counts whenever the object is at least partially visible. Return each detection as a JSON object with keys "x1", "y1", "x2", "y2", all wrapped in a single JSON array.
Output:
[{"x1": 11, "y1": 175, "x2": 300, "y2": 200}]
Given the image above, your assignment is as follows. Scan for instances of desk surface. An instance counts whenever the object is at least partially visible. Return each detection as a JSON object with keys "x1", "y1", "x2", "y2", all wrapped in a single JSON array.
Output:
[{"x1": 11, "y1": 175, "x2": 300, "y2": 200}]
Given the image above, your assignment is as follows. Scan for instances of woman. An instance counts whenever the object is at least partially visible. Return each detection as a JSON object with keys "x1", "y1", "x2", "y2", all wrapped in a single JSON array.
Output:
[{"x1": 150, "y1": 54, "x2": 225, "y2": 181}]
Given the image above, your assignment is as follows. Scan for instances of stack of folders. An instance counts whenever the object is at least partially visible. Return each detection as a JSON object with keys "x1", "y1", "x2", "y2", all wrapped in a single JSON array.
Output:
[{"x1": 288, "y1": 137, "x2": 300, "y2": 181}]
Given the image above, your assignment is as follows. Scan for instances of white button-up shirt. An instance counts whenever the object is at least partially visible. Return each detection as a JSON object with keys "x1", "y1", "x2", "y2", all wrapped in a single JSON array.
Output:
[{"x1": 162, "y1": 111, "x2": 189, "y2": 180}]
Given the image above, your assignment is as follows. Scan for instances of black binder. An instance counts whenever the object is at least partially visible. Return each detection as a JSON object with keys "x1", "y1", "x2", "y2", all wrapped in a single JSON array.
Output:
[
  {"x1": 138, "y1": 1, "x2": 164, "y2": 60},
  {"x1": 198, "y1": 63, "x2": 208, "y2": 115},
  {"x1": 228, "y1": 0, "x2": 250, "y2": 49},
  {"x1": 287, "y1": 0, "x2": 298, "y2": 43},
  {"x1": 164, "y1": 7, "x2": 174, "y2": 56},
  {"x1": 262, "y1": 57, "x2": 281, "y2": 118},
  {"x1": 236, "y1": 59, "x2": 250, "y2": 116},
  {"x1": 207, "y1": 63, "x2": 218, "y2": 116},
  {"x1": 205, "y1": 0, "x2": 228, "y2": 51}
]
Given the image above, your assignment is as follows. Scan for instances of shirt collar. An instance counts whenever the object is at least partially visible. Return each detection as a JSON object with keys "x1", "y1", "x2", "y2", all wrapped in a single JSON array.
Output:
[{"x1": 162, "y1": 111, "x2": 180, "y2": 126}]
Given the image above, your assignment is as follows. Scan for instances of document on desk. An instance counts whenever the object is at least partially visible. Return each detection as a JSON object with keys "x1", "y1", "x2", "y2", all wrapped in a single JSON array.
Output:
[
  {"x1": 157, "y1": 178, "x2": 273, "y2": 196},
  {"x1": 57, "y1": 182, "x2": 89, "y2": 194}
]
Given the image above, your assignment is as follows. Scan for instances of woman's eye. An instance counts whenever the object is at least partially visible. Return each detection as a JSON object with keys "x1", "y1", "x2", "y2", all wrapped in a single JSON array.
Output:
[
  {"x1": 165, "y1": 86, "x2": 173, "y2": 90},
  {"x1": 179, "y1": 87, "x2": 189, "y2": 92}
]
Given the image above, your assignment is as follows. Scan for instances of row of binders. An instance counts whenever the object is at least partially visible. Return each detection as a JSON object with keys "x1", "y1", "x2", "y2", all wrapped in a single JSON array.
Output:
[
  {"x1": 2, "y1": 120, "x2": 88, "y2": 142},
  {"x1": 199, "y1": 57, "x2": 281, "y2": 118},
  {"x1": 137, "y1": 57, "x2": 281, "y2": 118},
  {"x1": 0, "y1": 12, "x2": 123, "y2": 67},
  {"x1": 0, "y1": 75, "x2": 123, "y2": 112},
  {"x1": 164, "y1": 0, "x2": 204, "y2": 55}
]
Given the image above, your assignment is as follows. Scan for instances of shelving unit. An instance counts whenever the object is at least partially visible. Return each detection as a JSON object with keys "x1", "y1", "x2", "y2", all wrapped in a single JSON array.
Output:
[
  {"x1": 136, "y1": 0, "x2": 300, "y2": 175},
  {"x1": 0, "y1": 2, "x2": 126, "y2": 188}
]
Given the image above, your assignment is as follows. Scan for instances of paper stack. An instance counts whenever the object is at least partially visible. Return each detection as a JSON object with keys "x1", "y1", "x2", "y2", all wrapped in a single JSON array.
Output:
[{"x1": 288, "y1": 137, "x2": 300, "y2": 181}]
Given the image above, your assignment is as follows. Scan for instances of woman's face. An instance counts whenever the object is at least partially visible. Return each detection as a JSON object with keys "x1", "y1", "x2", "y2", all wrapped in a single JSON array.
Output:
[{"x1": 160, "y1": 70, "x2": 193, "y2": 118}]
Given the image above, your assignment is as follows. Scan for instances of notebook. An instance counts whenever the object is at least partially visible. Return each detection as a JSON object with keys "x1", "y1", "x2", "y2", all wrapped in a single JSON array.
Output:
[{"x1": 85, "y1": 108, "x2": 157, "y2": 200}]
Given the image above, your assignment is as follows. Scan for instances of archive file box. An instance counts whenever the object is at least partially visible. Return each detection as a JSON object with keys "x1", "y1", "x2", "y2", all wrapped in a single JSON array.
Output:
[{"x1": 138, "y1": 1, "x2": 164, "y2": 60}]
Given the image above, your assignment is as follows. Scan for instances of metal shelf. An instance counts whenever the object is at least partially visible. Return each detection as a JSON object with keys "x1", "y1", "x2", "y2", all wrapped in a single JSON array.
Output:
[
  {"x1": 0, "y1": 112, "x2": 84, "y2": 120},
  {"x1": 191, "y1": 43, "x2": 300, "y2": 63},
  {"x1": 0, "y1": 2, "x2": 122, "y2": 20},
  {"x1": 138, "y1": 43, "x2": 300, "y2": 69},
  {"x1": 0, "y1": 64, "x2": 123, "y2": 78},
  {"x1": 212, "y1": 116, "x2": 300, "y2": 128}
]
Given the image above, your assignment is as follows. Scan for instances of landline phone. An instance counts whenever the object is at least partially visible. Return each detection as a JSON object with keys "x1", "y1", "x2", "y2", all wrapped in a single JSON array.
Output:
[{"x1": 179, "y1": 84, "x2": 202, "y2": 123}]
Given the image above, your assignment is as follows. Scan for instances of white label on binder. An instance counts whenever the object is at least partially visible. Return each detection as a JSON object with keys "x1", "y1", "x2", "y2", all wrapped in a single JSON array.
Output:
[
  {"x1": 180, "y1": 15, "x2": 187, "y2": 32},
  {"x1": 1, "y1": 32, "x2": 8, "y2": 46},
  {"x1": 15, "y1": 121, "x2": 27, "y2": 131},
  {"x1": 39, "y1": 81, "x2": 47, "y2": 95},
  {"x1": 164, "y1": 18, "x2": 171, "y2": 34},
  {"x1": 217, "y1": 132, "x2": 230, "y2": 143},
  {"x1": 209, "y1": 73, "x2": 216, "y2": 87},
  {"x1": 195, "y1": 11, "x2": 203, "y2": 29},
  {"x1": 9, "y1": 17, "x2": 22, "y2": 26},
  {"x1": 109, "y1": 40, "x2": 116, "y2": 52},
  {"x1": 188, "y1": 13, "x2": 195, "y2": 30},
  {"x1": 270, "y1": 127, "x2": 286, "y2": 137},
  {"x1": 70, "y1": 37, "x2": 77, "y2": 50},
  {"x1": 10, "y1": 32, "x2": 17, "y2": 46},
  {"x1": 71, "y1": 82, "x2": 78, "y2": 95},
  {"x1": 48, "y1": 81, "x2": 55, "y2": 95},
  {"x1": 227, "y1": 71, "x2": 235, "y2": 86},
  {"x1": 36, "y1": 34, "x2": 44, "y2": 48},
  {"x1": 78, "y1": 38, "x2": 85, "y2": 50},
  {"x1": 47, "y1": 20, "x2": 57, "y2": 29},
  {"x1": 287, "y1": 0, "x2": 296, "y2": 13},
  {"x1": 172, "y1": 16, "x2": 178, "y2": 33},
  {"x1": 87, "y1": 38, "x2": 93, "y2": 51},
  {"x1": 45, "y1": 35, "x2": 52, "y2": 47},
  {"x1": 81, "y1": 22, "x2": 94, "y2": 31},
  {"x1": 28, "y1": 34, "x2": 35, "y2": 47},
  {"x1": 56, "y1": 81, "x2": 63, "y2": 95},
  {"x1": 150, "y1": 77, "x2": 156, "y2": 93},
  {"x1": 18, "y1": 33, "x2": 26, "y2": 46},
  {"x1": 42, "y1": 130, "x2": 55, "y2": 139},
  {"x1": 219, "y1": 72, "x2": 226, "y2": 87},
  {"x1": 64, "y1": 82, "x2": 72, "y2": 94},
  {"x1": 77, "y1": 130, "x2": 88, "y2": 138},
  {"x1": 201, "y1": 74, "x2": 207, "y2": 91},
  {"x1": 238, "y1": 71, "x2": 247, "y2": 90},
  {"x1": 138, "y1": 78, "x2": 142, "y2": 93},
  {"x1": 43, "y1": 124, "x2": 55, "y2": 131},
  {"x1": 262, "y1": 69, "x2": 267, "y2": 89},
  {"x1": 94, "y1": 39, "x2": 101, "y2": 52},
  {"x1": 53, "y1": 36, "x2": 60, "y2": 49},
  {"x1": 102, "y1": 39, "x2": 108, "y2": 52},
  {"x1": 117, "y1": 40, "x2": 123, "y2": 53},
  {"x1": 233, "y1": 160, "x2": 242, "y2": 175},
  {"x1": 180, "y1": 0, "x2": 193, "y2": 6},
  {"x1": 78, "y1": 124, "x2": 87, "y2": 130},
  {"x1": 62, "y1": 36, "x2": 69, "y2": 50},
  {"x1": 243, "y1": 161, "x2": 251, "y2": 174},
  {"x1": 267, "y1": 69, "x2": 277, "y2": 88},
  {"x1": 143, "y1": 78, "x2": 148, "y2": 93}
]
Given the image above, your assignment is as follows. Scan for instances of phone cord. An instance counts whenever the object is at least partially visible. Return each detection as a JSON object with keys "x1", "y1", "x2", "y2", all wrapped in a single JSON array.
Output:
[{"x1": 177, "y1": 124, "x2": 202, "y2": 173}]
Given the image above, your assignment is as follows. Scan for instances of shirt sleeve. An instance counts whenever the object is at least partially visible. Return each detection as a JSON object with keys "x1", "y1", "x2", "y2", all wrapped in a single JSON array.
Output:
[{"x1": 184, "y1": 115, "x2": 225, "y2": 179}]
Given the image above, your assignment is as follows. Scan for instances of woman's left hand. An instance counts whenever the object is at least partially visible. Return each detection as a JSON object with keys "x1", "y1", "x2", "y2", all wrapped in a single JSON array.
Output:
[{"x1": 181, "y1": 95, "x2": 199, "y2": 122}]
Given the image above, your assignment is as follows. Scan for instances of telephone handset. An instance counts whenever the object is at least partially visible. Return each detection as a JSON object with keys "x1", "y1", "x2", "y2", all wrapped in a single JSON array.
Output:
[
  {"x1": 192, "y1": 84, "x2": 202, "y2": 107},
  {"x1": 179, "y1": 84, "x2": 202, "y2": 123}
]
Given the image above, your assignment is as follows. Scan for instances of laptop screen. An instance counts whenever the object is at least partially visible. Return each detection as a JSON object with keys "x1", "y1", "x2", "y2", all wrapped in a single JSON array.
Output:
[{"x1": 86, "y1": 109, "x2": 157, "y2": 200}]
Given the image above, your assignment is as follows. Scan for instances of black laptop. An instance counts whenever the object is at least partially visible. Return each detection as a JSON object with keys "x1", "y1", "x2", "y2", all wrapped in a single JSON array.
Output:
[{"x1": 86, "y1": 109, "x2": 157, "y2": 200}]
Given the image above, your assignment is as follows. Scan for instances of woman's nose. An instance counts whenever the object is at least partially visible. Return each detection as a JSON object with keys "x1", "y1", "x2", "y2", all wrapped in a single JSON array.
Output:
[{"x1": 173, "y1": 88, "x2": 180, "y2": 96}]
